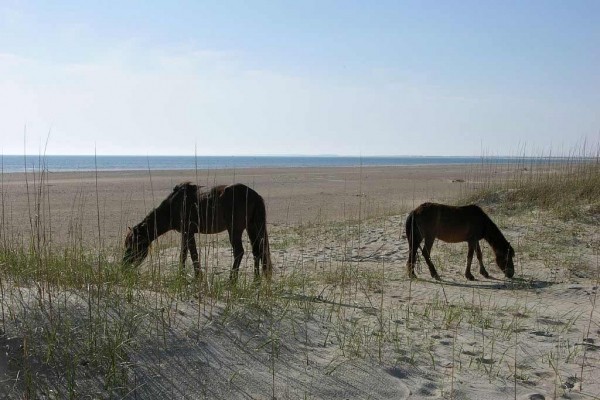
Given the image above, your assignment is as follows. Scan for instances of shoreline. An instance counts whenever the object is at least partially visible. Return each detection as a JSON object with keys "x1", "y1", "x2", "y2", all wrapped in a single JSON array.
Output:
[
  {"x1": 2, "y1": 162, "x2": 478, "y2": 175},
  {"x1": 1, "y1": 153, "x2": 581, "y2": 175}
]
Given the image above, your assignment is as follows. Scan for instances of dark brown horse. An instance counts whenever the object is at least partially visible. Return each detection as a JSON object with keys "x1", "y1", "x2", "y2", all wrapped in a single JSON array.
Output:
[
  {"x1": 405, "y1": 202, "x2": 515, "y2": 281},
  {"x1": 123, "y1": 182, "x2": 272, "y2": 281}
]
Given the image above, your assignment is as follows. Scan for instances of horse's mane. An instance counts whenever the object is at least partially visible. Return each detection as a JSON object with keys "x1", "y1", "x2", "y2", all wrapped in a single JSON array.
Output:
[
  {"x1": 171, "y1": 181, "x2": 197, "y2": 196},
  {"x1": 135, "y1": 182, "x2": 199, "y2": 234},
  {"x1": 161, "y1": 181, "x2": 207, "y2": 203}
]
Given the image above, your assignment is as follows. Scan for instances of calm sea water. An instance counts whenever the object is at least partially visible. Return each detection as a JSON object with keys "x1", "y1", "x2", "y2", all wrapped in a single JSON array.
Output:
[{"x1": 0, "y1": 155, "x2": 550, "y2": 174}]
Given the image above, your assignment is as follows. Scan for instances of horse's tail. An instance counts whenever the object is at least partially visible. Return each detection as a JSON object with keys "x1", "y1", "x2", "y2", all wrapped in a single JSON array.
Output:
[
  {"x1": 405, "y1": 210, "x2": 423, "y2": 261},
  {"x1": 250, "y1": 193, "x2": 273, "y2": 275},
  {"x1": 405, "y1": 211, "x2": 416, "y2": 244}
]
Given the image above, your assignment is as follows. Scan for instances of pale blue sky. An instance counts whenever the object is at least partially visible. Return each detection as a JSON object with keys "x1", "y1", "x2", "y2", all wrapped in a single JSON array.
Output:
[{"x1": 1, "y1": 1, "x2": 598, "y2": 156}]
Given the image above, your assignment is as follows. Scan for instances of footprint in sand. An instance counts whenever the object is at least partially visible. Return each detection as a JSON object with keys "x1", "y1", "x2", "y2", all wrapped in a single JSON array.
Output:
[
  {"x1": 530, "y1": 330, "x2": 553, "y2": 338},
  {"x1": 522, "y1": 394, "x2": 545, "y2": 400},
  {"x1": 416, "y1": 381, "x2": 442, "y2": 397}
]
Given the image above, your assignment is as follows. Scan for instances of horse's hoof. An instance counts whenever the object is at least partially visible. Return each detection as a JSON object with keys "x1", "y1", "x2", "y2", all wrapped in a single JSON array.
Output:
[
  {"x1": 433, "y1": 274, "x2": 441, "y2": 281},
  {"x1": 408, "y1": 273, "x2": 417, "y2": 280},
  {"x1": 466, "y1": 274, "x2": 475, "y2": 281},
  {"x1": 481, "y1": 272, "x2": 490, "y2": 279}
]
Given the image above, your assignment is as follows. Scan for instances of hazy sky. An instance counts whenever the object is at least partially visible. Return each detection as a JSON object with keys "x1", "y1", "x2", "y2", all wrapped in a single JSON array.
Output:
[{"x1": 1, "y1": 1, "x2": 598, "y2": 156}]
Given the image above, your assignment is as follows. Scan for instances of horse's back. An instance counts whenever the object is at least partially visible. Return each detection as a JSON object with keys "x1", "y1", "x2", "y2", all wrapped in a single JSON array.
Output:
[
  {"x1": 412, "y1": 202, "x2": 487, "y2": 242},
  {"x1": 223, "y1": 183, "x2": 260, "y2": 197},
  {"x1": 196, "y1": 183, "x2": 261, "y2": 207},
  {"x1": 218, "y1": 184, "x2": 266, "y2": 231}
]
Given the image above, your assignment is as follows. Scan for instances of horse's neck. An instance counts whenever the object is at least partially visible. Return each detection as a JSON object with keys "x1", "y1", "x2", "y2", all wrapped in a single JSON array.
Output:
[
  {"x1": 483, "y1": 218, "x2": 508, "y2": 253},
  {"x1": 141, "y1": 206, "x2": 172, "y2": 241}
]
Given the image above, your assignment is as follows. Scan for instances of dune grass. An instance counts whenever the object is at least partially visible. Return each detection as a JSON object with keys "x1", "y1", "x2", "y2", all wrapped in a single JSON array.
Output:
[{"x1": 463, "y1": 149, "x2": 600, "y2": 220}]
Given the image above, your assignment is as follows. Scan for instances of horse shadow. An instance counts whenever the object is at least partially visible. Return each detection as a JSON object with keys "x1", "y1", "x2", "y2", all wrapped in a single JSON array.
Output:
[{"x1": 421, "y1": 275, "x2": 556, "y2": 291}]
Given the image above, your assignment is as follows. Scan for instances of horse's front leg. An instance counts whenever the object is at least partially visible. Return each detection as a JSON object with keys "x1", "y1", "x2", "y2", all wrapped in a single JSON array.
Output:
[
  {"x1": 253, "y1": 257, "x2": 260, "y2": 281},
  {"x1": 180, "y1": 232, "x2": 189, "y2": 269},
  {"x1": 465, "y1": 241, "x2": 476, "y2": 281},
  {"x1": 187, "y1": 234, "x2": 201, "y2": 279},
  {"x1": 476, "y1": 242, "x2": 490, "y2": 278}
]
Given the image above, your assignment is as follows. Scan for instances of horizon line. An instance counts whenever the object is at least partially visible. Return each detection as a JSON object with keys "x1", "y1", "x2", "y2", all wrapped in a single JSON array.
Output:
[{"x1": 1, "y1": 153, "x2": 587, "y2": 159}]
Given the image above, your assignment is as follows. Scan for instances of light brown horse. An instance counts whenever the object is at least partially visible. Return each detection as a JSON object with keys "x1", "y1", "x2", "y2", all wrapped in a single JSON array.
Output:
[
  {"x1": 123, "y1": 182, "x2": 272, "y2": 282},
  {"x1": 405, "y1": 202, "x2": 515, "y2": 281}
]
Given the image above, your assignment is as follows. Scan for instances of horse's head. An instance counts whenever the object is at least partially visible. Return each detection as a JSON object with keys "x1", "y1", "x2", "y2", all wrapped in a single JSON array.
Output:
[
  {"x1": 495, "y1": 243, "x2": 515, "y2": 278},
  {"x1": 123, "y1": 225, "x2": 151, "y2": 265}
]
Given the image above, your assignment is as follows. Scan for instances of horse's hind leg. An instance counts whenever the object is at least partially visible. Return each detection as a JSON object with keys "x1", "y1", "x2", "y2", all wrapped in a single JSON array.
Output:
[
  {"x1": 476, "y1": 242, "x2": 490, "y2": 278},
  {"x1": 228, "y1": 229, "x2": 245, "y2": 283},
  {"x1": 247, "y1": 224, "x2": 262, "y2": 281},
  {"x1": 406, "y1": 221, "x2": 421, "y2": 279},
  {"x1": 465, "y1": 241, "x2": 476, "y2": 281},
  {"x1": 422, "y1": 237, "x2": 440, "y2": 280},
  {"x1": 260, "y1": 238, "x2": 272, "y2": 280},
  {"x1": 406, "y1": 240, "x2": 420, "y2": 279}
]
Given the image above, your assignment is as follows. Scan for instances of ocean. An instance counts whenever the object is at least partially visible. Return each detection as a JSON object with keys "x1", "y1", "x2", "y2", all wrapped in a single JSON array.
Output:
[{"x1": 0, "y1": 155, "x2": 556, "y2": 174}]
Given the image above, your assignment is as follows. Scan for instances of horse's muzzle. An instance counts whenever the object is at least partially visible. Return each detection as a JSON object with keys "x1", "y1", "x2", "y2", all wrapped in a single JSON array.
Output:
[{"x1": 122, "y1": 250, "x2": 139, "y2": 266}]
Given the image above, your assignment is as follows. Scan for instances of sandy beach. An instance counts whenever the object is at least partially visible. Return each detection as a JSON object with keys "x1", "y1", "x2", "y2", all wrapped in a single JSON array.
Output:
[{"x1": 1, "y1": 164, "x2": 485, "y2": 247}]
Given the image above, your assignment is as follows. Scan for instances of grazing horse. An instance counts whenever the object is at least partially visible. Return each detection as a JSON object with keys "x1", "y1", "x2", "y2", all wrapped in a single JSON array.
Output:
[
  {"x1": 405, "y1": 202, "x2": 515, "y2": 281},
  {"x1": 123, "y1": 182, "x2": 272, "y2": 282}
]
